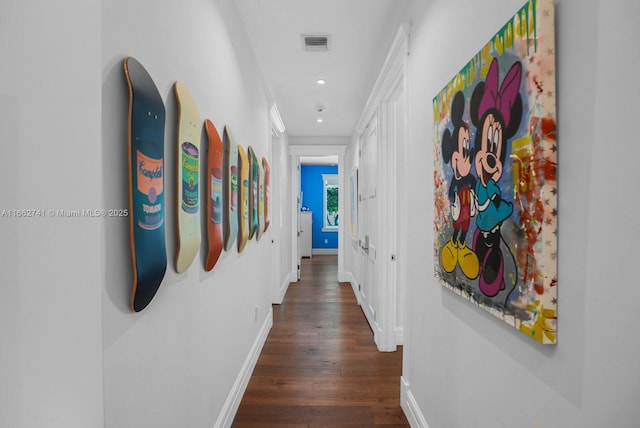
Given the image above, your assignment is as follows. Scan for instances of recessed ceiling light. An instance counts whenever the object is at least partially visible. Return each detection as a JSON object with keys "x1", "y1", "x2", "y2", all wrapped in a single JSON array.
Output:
[
  {"x1": 316, "y1": 79, "x2": 326, "y2": 85},
  {"x1": 317, "y1": 118, "x2": 323, "y2": 123}
]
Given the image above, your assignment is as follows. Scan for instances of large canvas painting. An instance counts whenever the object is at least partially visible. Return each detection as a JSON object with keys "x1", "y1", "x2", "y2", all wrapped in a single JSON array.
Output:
[{"x1": 433, "y1": 0, "x2": 557, "y2": 344}]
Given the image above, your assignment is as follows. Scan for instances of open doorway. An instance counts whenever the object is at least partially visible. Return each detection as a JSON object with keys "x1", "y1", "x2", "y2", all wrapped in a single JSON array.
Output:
[
  {"x1": 289, "y1": 145, "x2": 347, "y2": 285},
  {"x1": 300, "y1": 156, "x2": 339, "y2": 260}
]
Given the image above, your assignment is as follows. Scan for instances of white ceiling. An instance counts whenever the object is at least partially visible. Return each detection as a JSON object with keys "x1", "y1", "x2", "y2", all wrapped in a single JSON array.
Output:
[{"x1": 235, "y1": 0, "x2": 409, "y2": 138}]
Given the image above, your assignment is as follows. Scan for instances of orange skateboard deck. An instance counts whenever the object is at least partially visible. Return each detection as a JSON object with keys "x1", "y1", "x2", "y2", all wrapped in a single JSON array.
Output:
[
  {"x1": 223, "y1": 126, "x2": 238, "y2": 251},
  {"x1": 123, "y1": 56, "x2": 167, "y2": 312},
  {"x1": 262, "y1": 157, "x2": 271, "y2": 232},
  {"x1": 205, "y1": 119, "x2": 224, "y2": 271},
  {"x1": 237, "y1": 144, "x2": 250, "y2": 253},
  {"x1": 174, "y1": 81, "x2": 201, "y2": 273}
]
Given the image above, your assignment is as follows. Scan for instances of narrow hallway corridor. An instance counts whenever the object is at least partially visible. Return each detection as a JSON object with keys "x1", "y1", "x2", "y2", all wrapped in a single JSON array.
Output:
[{"x1": 233, "y1": 255, "x2": 408, "y2": 427}]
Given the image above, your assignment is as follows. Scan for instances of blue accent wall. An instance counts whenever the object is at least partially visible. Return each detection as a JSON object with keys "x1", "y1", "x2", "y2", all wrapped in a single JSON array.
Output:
[{"x1": 301, "y1": 165, "x2": 338, "y2": 249}]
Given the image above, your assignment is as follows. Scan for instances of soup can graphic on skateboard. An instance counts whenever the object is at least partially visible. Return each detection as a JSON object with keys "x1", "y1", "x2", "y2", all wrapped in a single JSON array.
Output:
[
  {"x1": 181, "y1": 142, "x2": 199, "y2": 214},
  {"x1": 136, "y1": 147, "x2": 164, "y2": 230},
  {"x1": 211, "y1": 167, "x2": 222, "y2": 224}
]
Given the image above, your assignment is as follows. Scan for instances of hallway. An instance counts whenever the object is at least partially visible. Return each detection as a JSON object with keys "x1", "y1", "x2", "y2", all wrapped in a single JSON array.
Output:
[{"x1": 233, "y1": 255, "x2": 408, "y2": 427}]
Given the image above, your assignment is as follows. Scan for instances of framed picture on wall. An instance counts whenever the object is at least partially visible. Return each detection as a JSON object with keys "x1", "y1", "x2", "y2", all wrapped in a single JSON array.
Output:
[{"x1": 433, "y1": 0, "x2": 557, "y2": 344}]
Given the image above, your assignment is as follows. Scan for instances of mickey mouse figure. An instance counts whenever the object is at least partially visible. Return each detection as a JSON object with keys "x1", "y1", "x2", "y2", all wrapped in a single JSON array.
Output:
[
  {"x1": 440, "y1": 91, "x2": 479, "y2": 280},
  {"x1": 470, "y1": 57, "x2": 523, "y2": 297}
]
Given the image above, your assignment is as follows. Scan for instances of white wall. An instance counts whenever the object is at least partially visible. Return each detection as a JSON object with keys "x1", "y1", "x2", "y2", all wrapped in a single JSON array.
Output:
[
  {"x1": 400, "y1": 0, "x2": 640, "y2": 427},
  {"x1": 101, "y1": 0, "x2": 292, "y2": 426},
  {"x1": 1, "y1": 2, "x2": 290, "y2": 426},
  {"x1": 0, "y1": 1, "x2": 104, "y2": 427}
]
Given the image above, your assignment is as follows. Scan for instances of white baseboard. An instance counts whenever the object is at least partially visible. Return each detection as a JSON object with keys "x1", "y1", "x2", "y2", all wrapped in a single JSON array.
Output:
[
  {"x1": 289, "y1": 270, "x2": 298, "y2": 283},
  {"x1": 311, "y1": 248, "x2": 338, "y2": 255},
  {"x1": 401, "y1": 376, "x2": 430, "y2": 428},
  {"x1": 273, "y1": 273, "x2": 293, "y2": 304},
  {"x1": 214, "y1": 308, "x2": 273, "y2": 428},
  {"x1": 344, "y1": 272, "x2": 361, "y2": 304},
  {"x1": 395, "y1": 327, "x2": 404, "y2": 346}
]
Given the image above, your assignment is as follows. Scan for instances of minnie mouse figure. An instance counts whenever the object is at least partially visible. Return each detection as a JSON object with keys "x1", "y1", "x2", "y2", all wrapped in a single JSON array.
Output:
[
  {"x1": 470, "y1": 58, "x2": 522, "y2": 297},
  {"x1": 441, "y1": 91, "x2": 479, "y2": 280}
]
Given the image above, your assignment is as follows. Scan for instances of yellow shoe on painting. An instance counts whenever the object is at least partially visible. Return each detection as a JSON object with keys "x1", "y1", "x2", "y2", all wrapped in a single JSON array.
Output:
[
  {"x1": 458, "y1": 241, "x2": 479, "y2": 279},
  {"x1": 441, "y1": 238, "x2": 458, "y2": 273}
]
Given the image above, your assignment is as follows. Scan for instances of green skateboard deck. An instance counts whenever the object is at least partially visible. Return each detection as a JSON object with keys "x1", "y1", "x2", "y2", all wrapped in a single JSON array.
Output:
[
  {"x1": 205, "y1": 119, "x2": 224, "y2": 271},
  {"x1": 123, "y1": 56, "x2": 167, "y2": 312},
  {"x1": 248, "y1": 146, "x2": 259, "y2": 240},
  {"x1": 174, "y1": 81, "x2": 201, "y2": 273},
  {"x1": 262, "y1": 157, "x2": 271, "y2": 233},
  {"x1": 237, "y1": 144, "x2": 250, "y2": 253},
  {"x1": 223, "y1": 126, "x2": 238, "y2": 251}
]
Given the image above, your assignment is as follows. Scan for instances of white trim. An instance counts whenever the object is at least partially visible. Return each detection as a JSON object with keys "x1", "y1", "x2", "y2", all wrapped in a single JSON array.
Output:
[
  {"x1": 344, "y1": 271, "x2": 361, "y2": 304},
  {"x1": 214, "y1": 308, "x2": 273, "y2": 428},
  {"x1": 338, "y1": 270, "x2": 350, "y2": 284},
  {"x1": 269, "y1": 103, "x2": 285, "y2": 136},
  {"x1": 351, "y1": 24, "x2": 410, "y2": 353},
  {"x1": 273, "y1": 271, "x2": 293, "y2": 304},
  {"x1": 395, "y1": 327, "x2": 404, "y2": 346},
  {"x1": 289, "y1": 144, "x2": 347, "y2": 288},
  {"x1": 354, "y1": 24, "x2": 410, "y2": 136},
  {"x1": 401, "y1": 377, "x2": 430, "y2": 428},
  {"x1": 321, "y1": 227, "x2": 338, "y2": 233},
  {"x1": 288, "y1": 270, "x2": 298, "y2": 284},
  {"x1": 312, "y1": 248, "x2": 338, "y2": 255}
]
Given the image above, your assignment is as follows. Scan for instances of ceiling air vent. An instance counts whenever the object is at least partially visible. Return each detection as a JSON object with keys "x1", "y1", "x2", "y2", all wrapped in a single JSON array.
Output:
[{"x1": 302, "y1": 34, "x2": 330, "y2": 52}]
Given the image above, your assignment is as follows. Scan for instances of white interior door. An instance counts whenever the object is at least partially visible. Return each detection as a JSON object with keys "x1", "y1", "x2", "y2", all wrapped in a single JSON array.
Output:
[{"x1": 360, "y1": 116, "x2": 379, "y2": 337}]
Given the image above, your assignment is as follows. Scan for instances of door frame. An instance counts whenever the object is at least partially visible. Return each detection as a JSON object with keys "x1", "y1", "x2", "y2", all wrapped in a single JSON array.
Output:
[
  {"x1": 352, "y1": 24, "x2": 409, "y2": 352},
  {"x1": 289, "y1": 144, "x2": 347, "y2": 283}
]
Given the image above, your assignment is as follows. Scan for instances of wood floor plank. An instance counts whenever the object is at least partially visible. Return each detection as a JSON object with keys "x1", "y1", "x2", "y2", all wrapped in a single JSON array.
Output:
[{"x1": 233, "y1": 255, "x2": 408, "y2": 427}]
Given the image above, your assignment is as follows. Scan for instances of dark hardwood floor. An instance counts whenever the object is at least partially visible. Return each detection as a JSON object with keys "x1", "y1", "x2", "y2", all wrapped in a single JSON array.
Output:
[{"x1": 233, "y1": 255, "x2": 409, "y2": 427}]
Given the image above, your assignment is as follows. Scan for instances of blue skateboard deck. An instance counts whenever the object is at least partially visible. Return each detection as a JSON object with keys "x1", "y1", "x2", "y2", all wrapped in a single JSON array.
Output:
[{"x1": 123, "y1": 56, "x2": 167, "y2": 312}]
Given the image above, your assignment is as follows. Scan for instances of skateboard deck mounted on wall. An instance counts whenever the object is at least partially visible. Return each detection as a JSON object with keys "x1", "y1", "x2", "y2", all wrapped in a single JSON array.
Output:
[
  {"x1": 205, "y1": 119, "x2": 224, "y2": 271},
  {"x1": 237, "y1": 144, "x2": 250, "y2": 253},
  {"x1": 257, "y1": 158, "x2": 264, "y2": 241},
  {"x1": 123, "y1": 56, "x2": 167, "y2": 312},
  {"x1": 248, "y1": 146, "x2": 259, "y2": 240},
  {"x1": 223, "y1": 126, "x2": 238, "y2": 251},
  {"x1": 173, "y1": 81, "x2": 202, "y2": 273},
  {"x1": 262, "y1": 157, "x2": 271, "y2": 232}
]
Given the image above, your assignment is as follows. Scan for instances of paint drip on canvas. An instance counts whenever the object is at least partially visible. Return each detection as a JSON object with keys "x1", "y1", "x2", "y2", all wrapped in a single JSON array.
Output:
[{"x1": 433, "y1": 0, "x2": 557, "y2": 344}]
